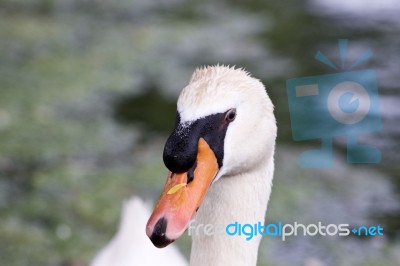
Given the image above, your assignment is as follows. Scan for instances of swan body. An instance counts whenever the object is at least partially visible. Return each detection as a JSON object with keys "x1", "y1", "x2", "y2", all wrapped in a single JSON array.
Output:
[
  {"x1": 90, "y1": 197, "x2": 187, "y2": 266},
  {"x1": 147, "y1": 65, "x2": 277, "y2": 266}
]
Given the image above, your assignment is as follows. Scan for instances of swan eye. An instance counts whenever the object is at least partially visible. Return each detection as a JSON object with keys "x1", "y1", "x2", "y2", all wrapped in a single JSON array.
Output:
[{"x1": 225, "y1": 108, "x2": 236, "y2": 122}]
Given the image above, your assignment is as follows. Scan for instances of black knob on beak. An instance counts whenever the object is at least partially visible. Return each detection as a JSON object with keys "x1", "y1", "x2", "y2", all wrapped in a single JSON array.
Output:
[
  {"x1": 163, "y1": 111, "x2": 228, "y2": 173},
  {"x1": 163, "y1": 122, "x2": 199, "y2": 173}
]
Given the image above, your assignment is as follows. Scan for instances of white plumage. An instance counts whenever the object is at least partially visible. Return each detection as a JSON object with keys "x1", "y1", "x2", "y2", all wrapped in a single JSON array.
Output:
[
  {"x1": 90, "y1": 197, "x2": 187, "y2": 266},
  {"x1": 91, "y1": 65, "x2": 277, "y2": 266}
]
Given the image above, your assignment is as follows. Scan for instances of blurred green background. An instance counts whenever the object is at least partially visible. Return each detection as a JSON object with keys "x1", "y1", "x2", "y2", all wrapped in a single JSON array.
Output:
[{"x1": 0, "y1": 0, "x2": 399, "y2": 265}]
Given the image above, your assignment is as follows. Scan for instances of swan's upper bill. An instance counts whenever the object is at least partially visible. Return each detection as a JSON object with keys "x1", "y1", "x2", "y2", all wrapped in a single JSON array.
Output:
[{"x1": 146, "y1": 65, "x2": 276, "y2": 249}]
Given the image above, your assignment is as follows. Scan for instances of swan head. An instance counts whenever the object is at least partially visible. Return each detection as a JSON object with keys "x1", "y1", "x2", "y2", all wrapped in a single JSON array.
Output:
[{"x1": 146, "y1": 65, "x2": 277, "y2": 248}]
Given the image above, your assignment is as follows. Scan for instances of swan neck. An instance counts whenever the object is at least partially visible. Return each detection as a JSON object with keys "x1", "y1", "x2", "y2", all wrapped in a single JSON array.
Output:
[{"x1": 189, "y1": 157, "x2": 274, "y2": 266}]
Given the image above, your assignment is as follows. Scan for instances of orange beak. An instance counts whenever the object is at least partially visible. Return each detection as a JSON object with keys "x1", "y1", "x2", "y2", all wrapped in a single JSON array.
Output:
[{"x1": 146, "y1": 138, "x2": 219, "y2": 248}]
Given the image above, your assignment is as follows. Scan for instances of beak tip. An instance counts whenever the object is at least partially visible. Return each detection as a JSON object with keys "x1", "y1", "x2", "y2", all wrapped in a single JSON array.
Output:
[
  {"x1": 146, "y1": 217, "x2": 175, "y2": 248},
  {"x1": 149, "y1": 234, "x2": 175, "y2": 248}
]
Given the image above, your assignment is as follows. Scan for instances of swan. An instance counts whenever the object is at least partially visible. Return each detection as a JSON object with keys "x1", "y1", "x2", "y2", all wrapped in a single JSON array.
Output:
[
  {"x1": 146, "y1": 65, "x2": 277, "y2": 266},
  {"x1": 90, "y1": 196, "x2": 187, "y2": 266}
]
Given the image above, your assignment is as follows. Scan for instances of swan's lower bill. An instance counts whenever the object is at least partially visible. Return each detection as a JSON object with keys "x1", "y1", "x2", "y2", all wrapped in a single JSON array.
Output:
[{"x1": 146, "y1": 138, "x2": 219, "y2": 248}]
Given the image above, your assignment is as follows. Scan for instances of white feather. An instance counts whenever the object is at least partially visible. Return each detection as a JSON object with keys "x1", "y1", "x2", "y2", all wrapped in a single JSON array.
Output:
[
  {"x1": 180, "y1": 66, "x2": 277, "y2": 266},
  {"x1": 91, "y1": 65, "x2": 277, "y2": 266},
  {"x1": 90, "y1": 197, "x2": 188, "y2": 266}
]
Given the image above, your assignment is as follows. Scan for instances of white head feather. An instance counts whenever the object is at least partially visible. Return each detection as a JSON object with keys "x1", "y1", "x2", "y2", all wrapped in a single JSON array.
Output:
[{"x1": 177, "y1": 65, "x2": 276, "y2": 181}]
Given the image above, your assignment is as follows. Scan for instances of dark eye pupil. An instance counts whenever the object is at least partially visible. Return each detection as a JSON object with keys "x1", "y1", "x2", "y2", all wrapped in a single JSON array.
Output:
[{"x1": 226, "y1": 109, "x2": 236, "y2": 122}]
